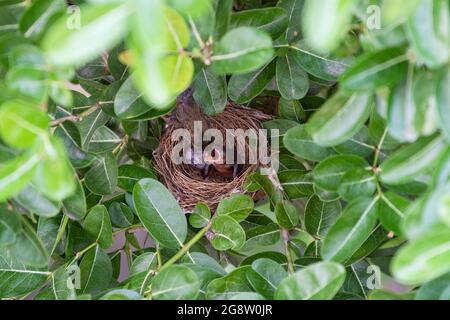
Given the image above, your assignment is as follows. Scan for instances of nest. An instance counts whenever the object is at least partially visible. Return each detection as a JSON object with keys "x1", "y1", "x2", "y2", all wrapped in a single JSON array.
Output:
[{"x1": 153, "y1": 95, "x2": 272, "y2": 213}]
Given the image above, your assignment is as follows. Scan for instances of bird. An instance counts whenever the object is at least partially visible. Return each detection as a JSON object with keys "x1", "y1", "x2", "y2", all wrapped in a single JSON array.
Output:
[{"x1": 183, "y1": 147, "x2": 244, "y2": 180}]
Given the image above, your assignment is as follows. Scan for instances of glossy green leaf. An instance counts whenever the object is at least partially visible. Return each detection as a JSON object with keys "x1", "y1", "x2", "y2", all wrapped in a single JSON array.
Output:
[
  {"x1": 211, "y1": 27, "x2": 274, "y2": 75},
  {"x1": 14, "y1": 184, "x2": 61, "y2": 218},
  {"x1": 305, "y1": 195, "x2": 341, "y2": 237},
  {"x1": 283, "y1": 124, "x2": 336, "y2": 162},
  {"x1": 322, "y1": 197, "x2": 379, "y2": 262},
  {"x1": 33, "y1": 137, "x2": 76, "y2": 201},
  {"x1": 210, "y1": 215, "x2": 246, "y2": 251},
  {"x1": 230, "y1": 7, "x2": 288, "y2": 40},
  {"x1": 338, "y1": 169, "x2": 376, "y2": 202},
  {"x1": 276, "y1": 50, "x2": 309, "y2": 100},
  {"x1": 216, "y1": 194, "x2": 254, "y2": 222},
  {"x1": 151, "y1": 265, "x2": 200, "y2": 300},
  {"x1": 0, "y1": 100, "x2": 48, "y2": 149},
  {"x1": 84, "y1": 153, "x2": 118, "y2": 196},
  {"x1": 380, "y1": 134, "x2": 447, "y2": 185},
  {"x1": 246, "y1": 258, "x2": 288, "y2": 299},
  {"x1": 302, "y1": 0, "x2": 356, "y2": 52},
  {"x1": 313, "y1": 155, "x2": 368, "y2": 192},
  {"x1": 117, "y1": 164, "x2": 156, "y2": 192},
  {"x1": 275, "y1": 200, "x2": 299, "y2": 229},
  {"x1": 340, "y1": 47, "x2": 408, "y2": 92},
  {"x1": 228, "y1": 60, "x2": 275, "y2": 103},
  {"x1": 79, "y1": 245, "x2": 113, "y2": 295},
  {"x1": 83, "y1": 205, "x2": 113, "y2": 249},
  {"x1": 392, "y1": 230, "x2": 450, "y2": 285},
  {"x1": 308, "y1": 92, "x2": 372, "y2": 147},
  {"x1": 133, "y1": 178, "x2": 187, "y2": 249},
  {"x1": 0, "y1": 248, "x2": 48, "y2": 298},
  {"x1": 0, "y1": 152, "x2": 40, "y2": 203},
  {"x1": 188, "y1": 202, "x2": 211, "y2": 229},
  {"x1": 275, "y1": 261, "x2": 346, "y2": 300},
  {"x1": 42, "y1": 3, "x2": 131, "y2": 66},
  {"x1": 193, "y1": 68, "x2": 227, "y2": 115}
]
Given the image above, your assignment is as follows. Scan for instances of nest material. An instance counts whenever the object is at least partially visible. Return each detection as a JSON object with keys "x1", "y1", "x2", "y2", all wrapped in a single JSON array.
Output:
[{"x1": 154, "y1": 99, "x2": 272, "y2": 213}]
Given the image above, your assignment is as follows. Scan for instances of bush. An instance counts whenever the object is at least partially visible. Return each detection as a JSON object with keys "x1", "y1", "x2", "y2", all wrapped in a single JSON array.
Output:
[{"x1": 0, "y1": 0, "x2": 449, "y2": 300}]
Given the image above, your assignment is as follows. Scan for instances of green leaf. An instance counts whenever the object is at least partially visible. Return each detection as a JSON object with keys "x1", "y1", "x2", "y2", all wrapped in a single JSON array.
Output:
[
  {"x1": 117, "y1": 164, "x2": 157, "y2": 193},
  {"x1": 436, "y1": 69, "x2": 450, "y2": 143},
  {"x1": 189, "y1": 202, "x2": 211, "y2": 229},
  {"x1": 42, "y1": 3, "x2": 131, "y2": 66},
  {"x1": 101, "y1": 289, "x2": 142, "y2": 300},
  {"x1": 278, "y1": 170, "x2": 314, "y2": 199},
  {"x1": 79, "y1": 245, "x2": 113, "y2": 295},
  {"x1": 216, "y1": 194, "x2": 254, "y2": 222},
  {"x1": 322, "y1": 197, "x2": 379, "y2": 263},
  {"x1": 378, "y1": 192, "x2": 408, "y2": 236},
  {"x1": 133, "y1": 178, "x2": 187, "y2": 249},
  {"x1": 313, "y1": 155, "x2": 368, "y2": 192},
  {"x1": 275, "y1": 261, "x2": 346, "y2": 300},
  {"x1": 246, "y1": 258, "x2": 288, "y2": 299},
  {"x1": 63, "y1": 177, "x2": 87, "y2": 221},
  {"x1": 114, "y1": 76, "x2": 152, "y2": 119},
  {"x1": 402, "y1": 184, "x2": 450, "y2": 240},
  {"x1": 338, "y1": 169, "x2": 376, "y2": 202},
  {"x1": 0, "y1": 152, "x2": 40, "y2": 203},
  {"x1": 277, "y1": 0, "x2": 303, "y2": 42},
  {"x1": 380, "y1": 134, "x2": 447, "y2": 185},
  {"x1": 387, "y1": 70, "x2": 421, "y2": 142},
  {"x1": 276, "y1": 50, "x2": 309, "y2": 100},
  {"x1": 283, "y1": 124, "x2": 336, "y2": 162},
  {"x1": 206, "y1": 266, "x2": 253, "y2": 300},
  {"x1": 37, "y1": 267, "x2": 76, "y2": 300},
  {"x1": 239, "y1": 223, "x2": 281, "y2": 252},
  {"x1": 6, "y1": 65, "x2": 48, "y2": 103},
  {"x1": 288, "y1": 40, "x2": 349, "y2": 81},
  {"x1": 84, "y1": 153, "x2": 118, "y2": 196},
  {"x1": 0, "y1": 205, "x2": 22, "y2": 246},
  {"x1": 83, "y1": 205, "x2": 113, "y2": 250},
  {"x1": 415, "y1": 272, "x2": 450, "y2": 300},
  {"x1": 392, "y1": 230, "x2": 450, "y2": 285},
  {"x1": 305, "y1": 195, "x2": 341, "y2": 237},
  {"x1": 108, "y1": 202, "x2": 134, "y2": 228},
  {"x1": 0, "y1": 100, "x2": 48, "y2": 149},
  {"x1": 405, "y1": 0, "x2": 450, "y2": 68},
  {"x1": 211, "y1": 27, "x2": 274, "y2": 75},
  {"x1": 151, "y1": 265, "x2": 200, "y2": 300},
  {"x1": 340, "y1": 47, "x2": 408, "y2": 92},
  {"x1": 302, "y1": 0, "x2": 356, "y2": 52},
  {"x1": 278, "y1": 98, "x2": 305, "y2": 123},
  {"x1": 128, "y1": 3, "x2": 192, "y2": 108},
  {"x1": 307, "y1": 92, "x2": 373, "y2": 147},
  {"x1": 228, "y1": 60, "x2": 275, "y2": 103},
  {"x1": 230, "y1": 7, "x2": 288, "y2": 40},
  {"x1": 210, "y1": 215, "x2": 246, "y2": 251},
  {"x1": 11, "y1": 219, "x2": 49, "y2": 268},
  {"x1": 33, "y1": 137, "x2": 76, "y2": 201},
  {"x1": 275, "y1": 200, "x2": 299, "y2": 230},
  {"x1": 0, "y1": 248, "x2": 48, "y2": 298},
  {"x1": 19, "y1": 0, "x2": 65, "y2": 41},
  {"x1": 193, "y1": 68, "x2": 227, "y2": 116},
  {"x1": 14, "y1": 184, "x2": 61, "y2": 218}
]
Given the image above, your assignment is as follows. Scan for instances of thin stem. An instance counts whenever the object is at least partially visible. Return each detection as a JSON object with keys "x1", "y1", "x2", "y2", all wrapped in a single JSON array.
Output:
[
  {"x1": 65, "y1": 242, "x2": 97, "y2": 268},
  {"x1": 373, "y1": 128, "x2": 388, "y2": 168},
  {"x1": 282, "y1": 229, "x2": 295, "y2": 274},
  {"x1": 50, "y1": 215, "x2": 69, "y2": 256},
  {"x1": 160, "y1": 225, "x2": 210, "y2": 271}
]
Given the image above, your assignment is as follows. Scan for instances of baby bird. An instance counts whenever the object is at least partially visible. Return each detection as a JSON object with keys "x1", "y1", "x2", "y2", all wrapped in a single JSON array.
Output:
[{"x1": 183, "y1": 147, "x2": 244, "y2": 180}]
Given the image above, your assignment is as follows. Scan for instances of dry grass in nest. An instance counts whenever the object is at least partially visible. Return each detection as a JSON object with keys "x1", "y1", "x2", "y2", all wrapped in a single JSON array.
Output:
[{"x1": 153, "y1": 99, "x2": 272, "y2": 213}]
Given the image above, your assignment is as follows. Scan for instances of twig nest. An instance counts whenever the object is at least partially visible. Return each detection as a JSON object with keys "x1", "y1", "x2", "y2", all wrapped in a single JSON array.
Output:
[{"x1": 153, "y1": 96, "x2": 272, "y2": 213}]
